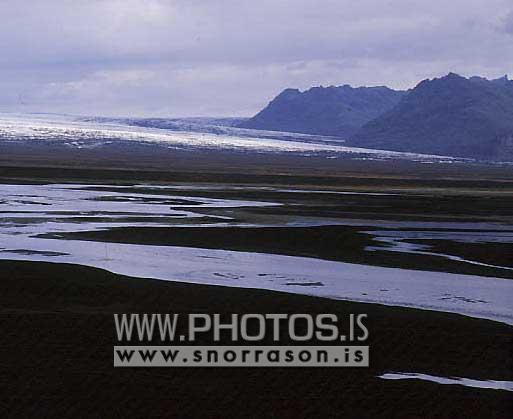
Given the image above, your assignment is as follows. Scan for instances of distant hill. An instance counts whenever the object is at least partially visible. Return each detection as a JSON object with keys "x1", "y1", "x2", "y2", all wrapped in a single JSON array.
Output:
[
  {"x1": 238, "y1": 85, "x2": 405, "y2": 137},
  {"x1": 349, "y1": 73, "x2": 513, "y2": 160}
]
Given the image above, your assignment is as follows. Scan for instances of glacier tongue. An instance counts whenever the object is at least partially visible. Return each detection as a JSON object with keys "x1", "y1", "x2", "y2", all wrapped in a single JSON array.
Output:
[{"x1": 0, "y1": 112, "x2": 464, "y2": 161}]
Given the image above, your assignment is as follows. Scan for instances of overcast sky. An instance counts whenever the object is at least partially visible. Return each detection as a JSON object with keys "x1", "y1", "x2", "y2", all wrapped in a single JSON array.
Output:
[{"x1": 1, "y1": 0, "x2": 512, "y2": 117}]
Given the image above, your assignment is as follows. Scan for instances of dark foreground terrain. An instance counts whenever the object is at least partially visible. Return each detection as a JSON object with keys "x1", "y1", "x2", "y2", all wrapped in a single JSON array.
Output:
[
  {"x1": 1, "y1": 260, "x2": 511, "y2": 418},
  {"x1": 1, "y1": 156, "x2": 513, "y2": 418}
]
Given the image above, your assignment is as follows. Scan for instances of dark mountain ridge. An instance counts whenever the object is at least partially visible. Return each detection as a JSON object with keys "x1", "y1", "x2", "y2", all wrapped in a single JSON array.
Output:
[
  {"x1": 348, "y1": 73, "x2": 513, "y2": 160},
  {"x1": 238, "y1": 84, "x2": 405, "y2": 137},
  {"x1": 242, "y1": 73, "x2": 513, "y2": 160}
]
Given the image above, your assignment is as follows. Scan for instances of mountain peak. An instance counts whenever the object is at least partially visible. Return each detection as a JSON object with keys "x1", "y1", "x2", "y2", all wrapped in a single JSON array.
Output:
[
  {"x1": 275, "y1": 88, "x2": 300, "y2": 98},
  {"x1": 350, "y1": 73, "x2": 513, "y2": 160},
  {"x1": 446, "y1": 72, "x2": 464, "y2": 79}
]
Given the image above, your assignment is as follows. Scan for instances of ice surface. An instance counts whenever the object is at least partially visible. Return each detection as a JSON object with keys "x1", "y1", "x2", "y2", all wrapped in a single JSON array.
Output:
[{"x1": 0, "y1": 113, "x2": 465, "y2": 161}]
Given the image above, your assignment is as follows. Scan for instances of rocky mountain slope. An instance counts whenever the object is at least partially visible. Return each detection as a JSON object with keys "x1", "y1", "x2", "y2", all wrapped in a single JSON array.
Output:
[
  {"x1": 349, "y1": 73, "x2": 513, "y2": 159},
  {"x1": 238, "y1": 85, "x2": 405, "y2": 138}
]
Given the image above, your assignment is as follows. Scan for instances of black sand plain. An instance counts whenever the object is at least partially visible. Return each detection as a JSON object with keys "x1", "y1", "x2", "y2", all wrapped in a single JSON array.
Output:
[
  {"x1": 1, "y1": 150, "x2": 513, "y2": 418},
  {"x1": 1, "y1": 260, "x2": 512, "y2": 418}
]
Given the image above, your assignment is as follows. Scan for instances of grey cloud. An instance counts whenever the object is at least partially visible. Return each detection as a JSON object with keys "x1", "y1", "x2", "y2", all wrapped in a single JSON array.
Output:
[
  {"x1": 503, "y1": 11, "x2": 513, "y2": 34},
  {"x1": 0, "y1": 0, "x2": 512, "y2": 117}
]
